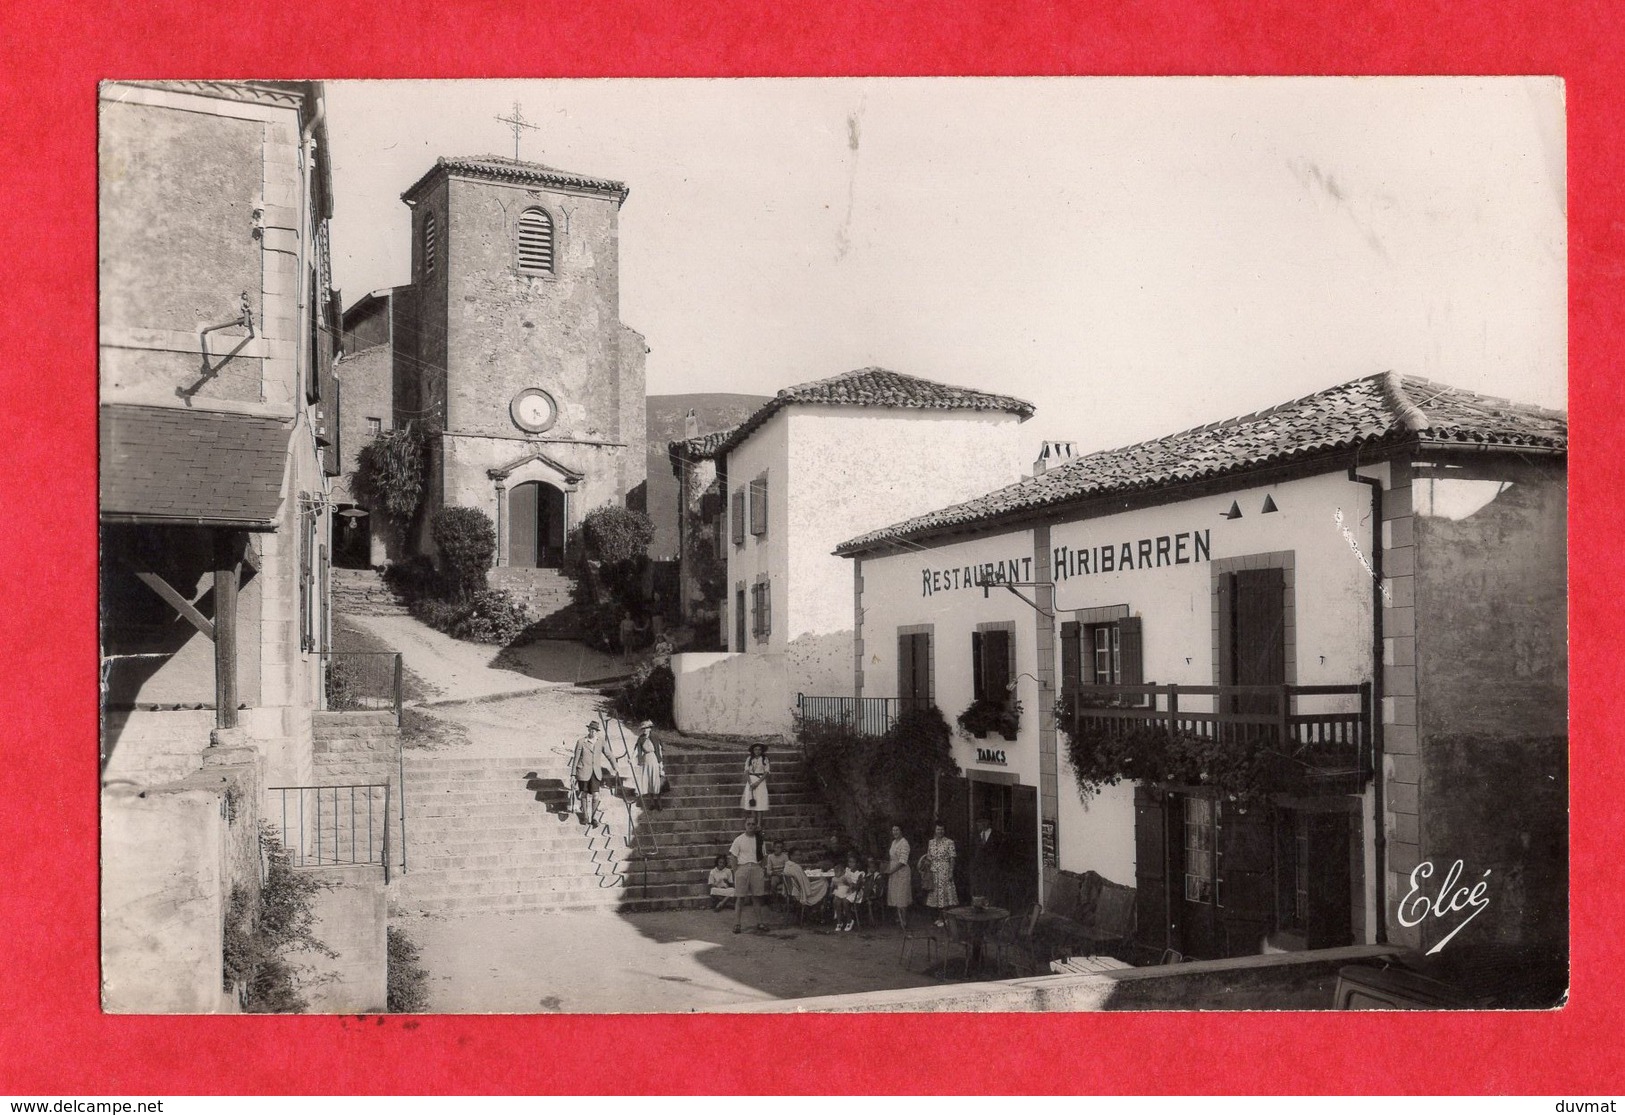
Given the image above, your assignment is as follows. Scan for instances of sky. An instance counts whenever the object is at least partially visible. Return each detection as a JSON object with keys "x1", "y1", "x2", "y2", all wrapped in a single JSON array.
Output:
[{"x1": 325, "y1": 78, "x2": 1566, "y2": 455}]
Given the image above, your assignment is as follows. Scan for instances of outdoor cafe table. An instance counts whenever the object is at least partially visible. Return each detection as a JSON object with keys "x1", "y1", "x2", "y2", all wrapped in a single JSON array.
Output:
[{"x1": 945, "y1": 905, "x2": 1010, "y2": 976}]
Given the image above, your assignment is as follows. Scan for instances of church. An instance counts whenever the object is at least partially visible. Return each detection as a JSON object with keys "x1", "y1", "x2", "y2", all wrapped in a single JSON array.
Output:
[{"x1": 335, "y1": 151, "x2": 647, "y2": 571}]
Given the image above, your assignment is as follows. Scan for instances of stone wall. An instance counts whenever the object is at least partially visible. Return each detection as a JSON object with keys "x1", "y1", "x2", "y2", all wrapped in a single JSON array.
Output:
[
  {"x1": 294, "y1": 865, "x2": 389, "y2": 1014},
  {"x1": 1410, "y1": 462, "x2": 1567, "y2": 952},
  {"x1": 672, "y1": 651, "x2": 793, "y2": 737}
]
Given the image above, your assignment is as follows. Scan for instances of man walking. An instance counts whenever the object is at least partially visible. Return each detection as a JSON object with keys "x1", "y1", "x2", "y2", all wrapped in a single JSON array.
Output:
[
  {"x1": 569, "y1": 720, "x2": 617, "y2": 827},
  {"x1": 728, "y1": 817, "x2": 769, "y2": 934}
]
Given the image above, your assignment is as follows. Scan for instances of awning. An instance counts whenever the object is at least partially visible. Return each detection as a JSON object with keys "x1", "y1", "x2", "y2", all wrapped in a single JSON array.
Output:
[{"x1": 100, "y1": 404, "x2": 293, "y2": 529}]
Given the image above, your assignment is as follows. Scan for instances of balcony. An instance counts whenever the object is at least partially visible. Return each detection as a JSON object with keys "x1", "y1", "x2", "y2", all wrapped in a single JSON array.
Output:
[{"x1": 1060, "y1": 682, "x2": 1373, "y2": 796}]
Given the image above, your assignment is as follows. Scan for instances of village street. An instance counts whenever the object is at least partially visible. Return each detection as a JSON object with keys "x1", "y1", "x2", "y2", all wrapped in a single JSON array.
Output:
[{"x1": 342, "y1": 614, "x2": 941, "y2": 1012}]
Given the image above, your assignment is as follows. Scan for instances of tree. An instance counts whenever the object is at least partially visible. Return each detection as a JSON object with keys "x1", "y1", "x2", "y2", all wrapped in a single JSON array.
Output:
[
  {"x1": 353, "y1": 421, "x2": 427, "y2": 526},
  {"x1": 430, "y1": 506, "x2": 496, "y2": 600}
]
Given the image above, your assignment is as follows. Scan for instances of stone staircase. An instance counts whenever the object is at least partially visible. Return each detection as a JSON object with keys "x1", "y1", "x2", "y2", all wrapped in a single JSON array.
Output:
[
  {"x1": 330, "y1": 568, "x2": 410, "y2": 617},
  {"x1": 487, "y1": 566, "x2": 575, "y2": 620},
  {"x1": 392, "y1": 746, "x2": 835, "y2": 915},
  {"x1": 310, "y1": 710, "x2": 404, "y2": 866}
]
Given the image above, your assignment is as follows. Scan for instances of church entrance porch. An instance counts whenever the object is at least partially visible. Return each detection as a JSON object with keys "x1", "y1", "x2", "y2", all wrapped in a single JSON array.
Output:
[{"x1": 508, "y1": 480, "x2": 567, "y2": 569}]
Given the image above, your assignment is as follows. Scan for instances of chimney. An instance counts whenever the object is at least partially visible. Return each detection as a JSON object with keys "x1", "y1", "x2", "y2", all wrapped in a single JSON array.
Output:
[
  {"x1": 683, "y1": 409, "x2": 700, "y2": 439},
  {"x1": 1033, "y1": 440, "x2": 1076, "y2": 476}
]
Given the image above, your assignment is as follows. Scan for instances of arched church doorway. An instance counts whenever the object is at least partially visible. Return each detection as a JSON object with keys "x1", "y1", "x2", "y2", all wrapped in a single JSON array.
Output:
[{"x1": 509, "y1": 481, "x2": 566, "y2": 568}]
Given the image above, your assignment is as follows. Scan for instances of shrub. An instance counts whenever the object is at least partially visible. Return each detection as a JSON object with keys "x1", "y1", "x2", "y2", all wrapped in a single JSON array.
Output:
[
  {"x1": 386, "y1": 926, "x2": 431, "y2": 1013},
  {"x1": 382, "y1": 554, "x2": 438, "y2": 601},
  {"x1": 576, "y1": 505, "x2": 655, "y2": 565},
  {"x1": 353, "y1": 421, "x2": 427, "y2": 526},
  {"x1": 798, "y1": 704, "x2": 959, "y2": 856},
  {"x1": 222, "y1": 827, "x2": 334, "y2": 1013},
  {"x1": 409, "y1": 588, "x2": 530, "y2": 645},
  {"x1": 430, "y1": 507, "x2": 496, "y2": 600},
  {"x1": 956, "y1": 697, "x2": 1022, "y2": 742},
  {"x1": 325, "y1": 656, "x2": 362, "y2": 711},
  {"x1": 613, "y1": 660, "x2": 675, "y2": 727}
]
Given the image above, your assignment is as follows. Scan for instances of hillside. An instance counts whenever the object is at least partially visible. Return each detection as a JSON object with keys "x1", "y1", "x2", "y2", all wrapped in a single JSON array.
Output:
[{"x1": 644, "y1": 392, "x2": 769, "y2": 559}]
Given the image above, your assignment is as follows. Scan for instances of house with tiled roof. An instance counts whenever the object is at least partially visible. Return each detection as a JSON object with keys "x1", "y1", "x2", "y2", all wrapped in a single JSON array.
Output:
[
  {"x1": 99, "y1": 82, "x2": 387, "y2": 1012},
  {"x1": 834, "y1": 371, "x2": 1566, "y2": 978},
  {"x1": 670, "y1": 368, "x2": 1035, "y2": 736}
]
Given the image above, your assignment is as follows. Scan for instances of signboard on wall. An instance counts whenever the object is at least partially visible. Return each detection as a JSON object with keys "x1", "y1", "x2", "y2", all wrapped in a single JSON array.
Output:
[{"x1": 1041, "y1": 820, "x2": 1058, "y2": 868}]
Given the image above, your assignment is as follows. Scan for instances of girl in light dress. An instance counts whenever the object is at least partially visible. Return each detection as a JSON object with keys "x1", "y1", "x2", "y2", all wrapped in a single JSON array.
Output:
[
  {"x1": 831, "y1": 853, "x2": 865, "y2": 932},
  {"x1": 708, "y1": 855, "x2": 735, "y2": 911},
  {"x1": 740, "y1": 744, "x2": 771, "y2": 812}
]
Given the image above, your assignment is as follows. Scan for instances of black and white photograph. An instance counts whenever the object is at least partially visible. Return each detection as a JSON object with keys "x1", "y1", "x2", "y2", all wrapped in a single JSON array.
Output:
[{"x1": 98, "y1": 77, "x2": 1568, "y2": 1015}]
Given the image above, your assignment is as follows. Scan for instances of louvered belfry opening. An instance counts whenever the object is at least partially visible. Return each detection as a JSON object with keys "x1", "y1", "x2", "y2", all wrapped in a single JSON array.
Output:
[
  {"x1": 423, "y1": 212, "x2": 437, "y2": 276},
  {"x1": 517, "y1": 207, "x2": 554, "y2": 274}
]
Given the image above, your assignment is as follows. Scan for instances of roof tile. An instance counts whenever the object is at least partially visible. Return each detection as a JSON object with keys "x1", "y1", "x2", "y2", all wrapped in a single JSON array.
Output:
[
  {"x1": 839, "y1": 372, "x2": 1565, "y2": 553},
  {"x1": 711, "y1": 367, "x2": 1034, "y2": 460},
  {"x1": 101, "y1": 405, "x2": 293, "y2": 527}
]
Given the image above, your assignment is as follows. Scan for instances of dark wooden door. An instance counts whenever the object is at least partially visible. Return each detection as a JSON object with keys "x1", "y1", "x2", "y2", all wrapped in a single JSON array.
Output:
[
  {"x1": 1305, "y1": 811, "x2": 1356, "y2": 949},
  {"x1": 1008, "y1": 783, "x2": 1040, "y2": 912},
  {"x1": 538, "y1": 483, "x2": 566, "y2": 568},
  {"x1": 1133, "y1": 786, "x2": 1172, "y2": 957},
  {"x1": 1217, "y1": 800, "x2": 1275, "y2": 957},
  {"x1": 509, "y1": 482, "x2": 539, "y2": 567},
  {"x1": 1221, "y1": 567, "x2": 1286, "y2": 721}
]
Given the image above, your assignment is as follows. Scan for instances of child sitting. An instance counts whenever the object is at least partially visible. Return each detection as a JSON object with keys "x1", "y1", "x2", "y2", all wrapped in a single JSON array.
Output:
[
  {"x1": 707, "y1": 855, "x2": 736, "y2": 911},
  {"x1": 831, "y1": 853, "x2": 864, "y2": 932}
]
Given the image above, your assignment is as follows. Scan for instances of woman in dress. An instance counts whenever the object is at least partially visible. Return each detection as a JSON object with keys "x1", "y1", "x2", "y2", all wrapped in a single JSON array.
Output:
[
  {"x1": 885, "y1": 823, "x2": 912, "y2": 932},
  {"x1": 740, "y1": 744, "x2": 771, "y2": 813},
  {"x1": 922, "y1": 822, "x2": 959, "y2": 927},
  {"x1": 632, "y1": 719, "x2": 666, "y2": 810}
]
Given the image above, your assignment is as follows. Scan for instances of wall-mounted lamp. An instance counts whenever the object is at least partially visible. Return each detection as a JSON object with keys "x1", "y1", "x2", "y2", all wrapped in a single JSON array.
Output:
[{"x1": 1006, "y1": 672, "x2": 1042, "y2": 693}]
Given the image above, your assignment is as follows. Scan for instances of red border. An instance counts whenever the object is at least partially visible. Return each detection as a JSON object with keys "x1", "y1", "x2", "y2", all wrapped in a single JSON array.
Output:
[{"x1": 1, "y1": 0, "x2": 1620, "y2": 1095}]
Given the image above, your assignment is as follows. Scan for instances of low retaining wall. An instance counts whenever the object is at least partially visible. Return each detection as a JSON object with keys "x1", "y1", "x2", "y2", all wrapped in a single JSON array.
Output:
[
  {"x1": 723, "y1": 944, "x2": 1401, "y2": 1013},
  {"x1": 295, "y1": 865, "x2": 389, "y2": 1014}
]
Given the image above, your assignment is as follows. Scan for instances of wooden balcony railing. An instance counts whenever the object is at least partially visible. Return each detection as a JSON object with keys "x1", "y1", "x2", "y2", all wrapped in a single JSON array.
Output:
[{"x1": 1063, "y1": 682, "x2": 1373, "y2": 792}]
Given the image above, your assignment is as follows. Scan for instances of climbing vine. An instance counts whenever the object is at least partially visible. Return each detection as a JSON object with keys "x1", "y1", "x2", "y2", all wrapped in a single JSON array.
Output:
[{"x1": 353, "y1": 420, "x2": 427, "y2": 526}]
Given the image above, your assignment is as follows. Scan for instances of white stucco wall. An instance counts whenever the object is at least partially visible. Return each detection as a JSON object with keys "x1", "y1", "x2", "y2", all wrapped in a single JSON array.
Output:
[{"x1": 671, "y1": 651, "x2": 795, "y2": 736}]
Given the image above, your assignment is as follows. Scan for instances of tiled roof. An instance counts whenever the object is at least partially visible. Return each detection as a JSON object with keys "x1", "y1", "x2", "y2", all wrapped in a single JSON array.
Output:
[
  {"x1": 838, "y1": 372, "x2": 1567, "y2": 553},
  {"x1": 402, "y1": 155, "x2": 629, "y2": 205},
  {"x1": 101, "y1": 405, "x2": 293, "y2": 528},
  {"x1": 669, "y1": 427, "x2": 736, "y2": 459},
  {"x1": 712, "y1": 368, "x2": 1034, "y2": 460}
]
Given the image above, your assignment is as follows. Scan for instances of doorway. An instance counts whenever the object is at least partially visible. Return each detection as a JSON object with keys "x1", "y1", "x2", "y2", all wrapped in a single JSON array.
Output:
[
  {"x1": 509, "y1": 481, "x2": 566, "y2": 568},
  {"x1": 939, "y1": 774, "x2": 1039, "y2": 912},
  {"x1": 332, "y1": 505, "x2": 372, "y2": 570}
]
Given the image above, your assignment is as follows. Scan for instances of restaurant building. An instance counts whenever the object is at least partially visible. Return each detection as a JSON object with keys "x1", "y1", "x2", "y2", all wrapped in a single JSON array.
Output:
[{"x1": 837, "y1": 372, "x2": 1567, "y2": 960}]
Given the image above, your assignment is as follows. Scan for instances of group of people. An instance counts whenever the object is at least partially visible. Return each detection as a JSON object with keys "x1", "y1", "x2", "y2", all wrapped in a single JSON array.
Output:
[
  {"x1": 709, "y1": 814, "x2": 1008, "y2": 937},
  {"x1": 566, "y1": 717, "x2": 669, "y2": 826}
]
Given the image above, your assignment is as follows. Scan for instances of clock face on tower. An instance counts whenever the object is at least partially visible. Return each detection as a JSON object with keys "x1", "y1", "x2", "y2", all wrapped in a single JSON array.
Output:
[{"x1": 510, "y1": 387, "x2": 559, "y2": 434}]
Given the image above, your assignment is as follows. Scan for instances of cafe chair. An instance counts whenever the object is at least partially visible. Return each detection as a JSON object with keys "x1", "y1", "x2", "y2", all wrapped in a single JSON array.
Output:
[
  {"x1": 994, "y1": 903, "x2": 1046, "y2": 977},
  {"x1": 899, "y1": 922, "x2": 939, "y2": 973},
  {"x1": 857, "y1": 871, "x2": 885, "y2": 927},
  {"x1": 940, "y1": 912, "x2": 973, "y2": 980}
]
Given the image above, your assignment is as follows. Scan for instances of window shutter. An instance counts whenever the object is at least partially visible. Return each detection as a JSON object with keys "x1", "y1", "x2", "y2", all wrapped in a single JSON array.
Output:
[
  {"x1": 1060, "y1": 621, "x2": 1081, "y2": 692},
  {"x1": 749, "y1": 476, "x2": 768, "y2": 536},
  {"x1": 898, "y1": 634, "x2": 914, "y2": 704},
  {"x1": 731, "y1": 489, "x2": 745, "y2": 545},
  {"x1": 1119, "y1": 616, "x2": 1144, "y2": 688},
  {"x1": 517, "y1": 208, "x2": 554, "y2": 274},
  {"x1": 735, "y1": 586, "x2": 746, "y2": 648},
  {"x1": 971, "y1": 630, "x2": 985, "y2": 702},
  {"x1": 763, "y1": 580, "x2": 772, "y2": 637}
]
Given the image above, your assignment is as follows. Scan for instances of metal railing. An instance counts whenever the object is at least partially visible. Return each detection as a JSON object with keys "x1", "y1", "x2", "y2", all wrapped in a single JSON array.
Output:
[
  {"x1": 322, "y1": 651, "x2": 403, "y2": 725},
  {"x1": 268, "y1": 783, "x2": 395, "y2": 882},
  {"x1": 1063, "y1": 682, "x2": 1373, "y2": 788},
  {"x1": 794, "y1": 694, "x2": 929, "y2": 737}
]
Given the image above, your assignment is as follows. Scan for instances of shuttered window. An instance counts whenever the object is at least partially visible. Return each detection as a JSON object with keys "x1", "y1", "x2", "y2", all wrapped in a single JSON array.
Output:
[
  {"x1": 517, "y1": 208, "x2": 555, "y2": 275},
  {"x1": 749, "y1": 475, "x2": 768, "y2": 536},
  {"x1": 423, "y1": 212, "x2": 437, "y2": 277},
  {"x1": 730, "y1": 488, "x2": 746, "y2": 546},
  {"x1": 898, "y1": 631, "x2": 933, "y2": 711},
  {"x1": 970, "y1": 627, "x2": 1014, "y2": 703},
  {"x1": 735, "y1": 585, "x2": 746, "y2": 649},
  {"x1": 1061, "y1": 616, "x2": 1144, "y2": 701},
  {"x1": 750, "y1": 579, "x2": 772, "y2": 642}
]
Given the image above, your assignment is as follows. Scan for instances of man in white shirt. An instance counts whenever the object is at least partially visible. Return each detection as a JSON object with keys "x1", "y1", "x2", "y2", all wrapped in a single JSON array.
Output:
[{"x1": 728, "y1": 818, "x2": 768, "y2": 934}]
